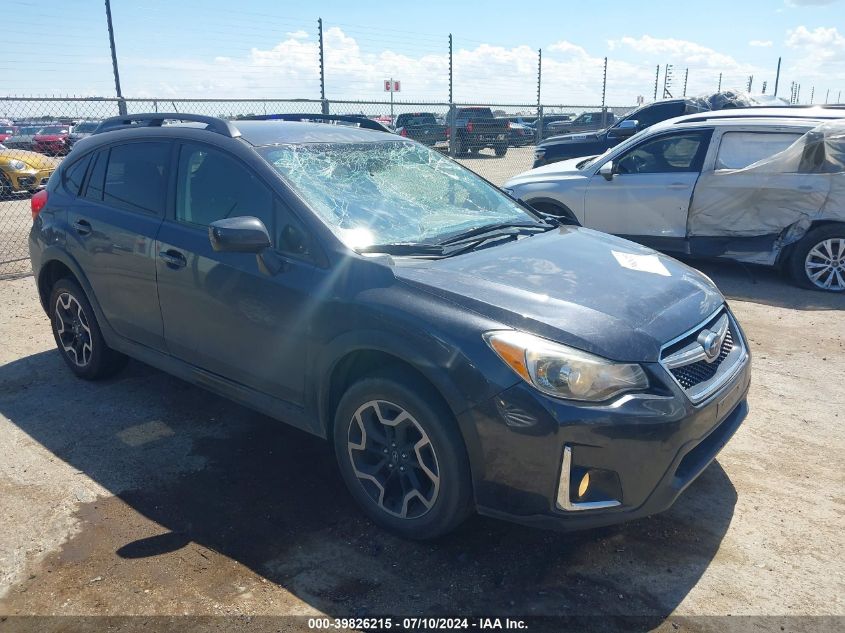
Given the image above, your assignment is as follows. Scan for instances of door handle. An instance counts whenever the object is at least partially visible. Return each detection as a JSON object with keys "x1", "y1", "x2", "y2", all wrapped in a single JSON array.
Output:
[
  {"x1": 159, "y1": 249, "x2": 187, "y2": 269},
  {"x1": 667, "y1": 183, "x2": 690, "y2": 190},
  {"x1": 72, "y1": 219, "x2": 92, "y2": 235}
]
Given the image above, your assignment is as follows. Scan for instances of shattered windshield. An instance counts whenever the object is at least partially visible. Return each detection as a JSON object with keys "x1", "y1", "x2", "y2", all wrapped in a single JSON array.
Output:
[{"x1": 260, "y1": 141, "x2": 537, "y2": 249}]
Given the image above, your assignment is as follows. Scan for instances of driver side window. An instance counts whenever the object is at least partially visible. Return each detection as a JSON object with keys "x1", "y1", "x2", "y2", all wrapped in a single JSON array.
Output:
[
  {"x1": 614, "y1": 131, "x2": 710, "y2": 175},
  {"x1": 176, "y1": 143, "x2": 275, "y2": 238}
]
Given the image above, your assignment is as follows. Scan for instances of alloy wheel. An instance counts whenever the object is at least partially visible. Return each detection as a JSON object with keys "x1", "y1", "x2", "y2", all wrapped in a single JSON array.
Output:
[
  {"x1": 347, "y1": 400, "x2": 440, "y2": 519},
  {"x1": 55, "y1": 292, "x2": 94, "y2": 367},
  {"x1": 804, "y1": 238, "x2": 845, "y2": 291}
]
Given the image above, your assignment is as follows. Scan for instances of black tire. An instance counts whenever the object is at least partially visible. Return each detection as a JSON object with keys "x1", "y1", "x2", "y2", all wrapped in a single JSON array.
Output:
[
  {"x1": 453, "y1": 135, "x2": 465, "y2": 156},
  {"x1": 494, "y1": 144, "x2": 508, "y2": 157},
  {"x1": 48, "y1": 278, "x2": 128, "y2": 379},
  {"x1": 787, "y1": 224, "x2": 845, "y2": 292},
  {"x1": 333, "y1": 368, "x2": 473, "y2": 539},
  {"x1": 527, "y1": 200, "x2": 578, "y2": 224},
  {"x1": 0, "y1": 171, "x2": 13, "y2": 199}
]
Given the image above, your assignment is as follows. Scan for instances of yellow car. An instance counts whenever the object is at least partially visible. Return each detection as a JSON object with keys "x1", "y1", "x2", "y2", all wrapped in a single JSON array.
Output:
[{"x1": 0, "y1": 147, "x2": 59, "y2": 197}]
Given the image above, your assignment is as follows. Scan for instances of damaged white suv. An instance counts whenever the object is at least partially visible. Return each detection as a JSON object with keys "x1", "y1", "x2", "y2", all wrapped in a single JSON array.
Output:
[{"x1": 505, "y1": 108, "x2": 845, "y2": 292}]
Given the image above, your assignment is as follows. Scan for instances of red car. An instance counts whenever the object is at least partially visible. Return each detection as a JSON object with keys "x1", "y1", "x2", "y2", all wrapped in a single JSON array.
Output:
[
  {"x1": 0, "y1": 125, "x2": 18, "y2": 143},
  {"x1": 33, "y1": 125, "x2": 71, "y2": 156}
]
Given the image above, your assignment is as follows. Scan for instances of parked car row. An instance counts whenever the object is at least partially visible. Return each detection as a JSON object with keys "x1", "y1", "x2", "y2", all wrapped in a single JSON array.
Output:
[{"x1": 1, "y1": 121, "x2": 102, "y2": 157}]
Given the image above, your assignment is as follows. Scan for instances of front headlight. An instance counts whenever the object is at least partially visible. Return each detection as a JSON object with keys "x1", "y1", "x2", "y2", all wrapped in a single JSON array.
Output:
[
  {"x1": 485, "y1": 330, "x2": 648, "y2": 402},
  {"x1": 8, "y1": 159, "x2": 27, "y2": 171}
]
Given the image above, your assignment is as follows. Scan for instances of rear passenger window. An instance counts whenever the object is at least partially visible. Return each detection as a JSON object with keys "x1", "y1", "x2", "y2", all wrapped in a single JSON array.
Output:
[
  {"x1": 84, "y1": 150, "x2": 107, "y2": 201},
  {"x1": 715, "y1": 132, "x2": 803, "y2": 170},
  {"x1": 63, "y1": 154, "x2": 91, "y2": 196},
  {"x1": 176, "y1": 143, "x2": 274, "y2": 237},
  {"x1": 103, "y1": 142, "x2": 170, "y2": 214}
]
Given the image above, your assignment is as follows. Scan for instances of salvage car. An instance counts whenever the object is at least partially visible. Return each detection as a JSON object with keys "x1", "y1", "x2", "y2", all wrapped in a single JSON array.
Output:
[
  {"x1": 30, "y1": 113, "x2": 750, "y2": 538},
  {"x1": 0, "y1": 144, "x2": 59, "y2": 197},
  {"x1": 394, "y1": 112, "x2": 447, "y2": 147},
  {"x1": 33, "y1": 125, "x2": 71, "y2": 156},
  {"x1": 534, "y1": 98, "x2": 710, "y2": 167},
  {"x1": 505, "y1": 109, "x2": 845, "y2": 292},
  {"x1": 3, "y1": 125, "x2": 42, "y2": 151}
]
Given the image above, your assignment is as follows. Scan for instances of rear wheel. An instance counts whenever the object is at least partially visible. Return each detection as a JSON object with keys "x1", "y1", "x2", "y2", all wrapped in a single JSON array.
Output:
[
  {"x1": 788, "y1": 225, "x2": 845, "y2": 292},
  {"x1": 333, "y1": 370, "x2": 472, "y2": 539},
  {"x1": 49, "y1": 278, "x2": 128, "y2": 379},
  {"x1": 494, "y1": 144, "x2": 508, "y2": 157}
]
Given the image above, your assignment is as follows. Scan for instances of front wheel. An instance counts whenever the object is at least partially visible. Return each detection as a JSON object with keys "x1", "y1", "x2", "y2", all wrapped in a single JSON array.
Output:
[
  {"x1": 49, "y1": 278, "x2": 128, "y2": 379},
  {"x1": 333, "y1": 370, "x2": 472, "y2": 539},
  {"x1": 788, "y1": 225, "x2": 845, "y2": 292}
]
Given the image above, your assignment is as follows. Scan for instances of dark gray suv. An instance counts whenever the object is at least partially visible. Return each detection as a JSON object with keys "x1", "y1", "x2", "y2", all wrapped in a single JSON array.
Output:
[{"x1": 29, "y1": 114, "x2": 750, "y2": 539}]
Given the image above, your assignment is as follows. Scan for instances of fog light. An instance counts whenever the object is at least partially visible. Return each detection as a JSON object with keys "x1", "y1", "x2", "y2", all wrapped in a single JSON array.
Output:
[{"x1": 577, "y1": 471, "x2": 591, "y2": 498}]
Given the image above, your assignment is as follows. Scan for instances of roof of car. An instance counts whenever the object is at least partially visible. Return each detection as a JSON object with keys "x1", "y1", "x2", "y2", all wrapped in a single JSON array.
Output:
[
  {"x1": 85, "y1": 114, "x2": 401, "y2": 148},
  {"x1": 233, "y1": 120, "x2": 398, "y2": 146},
  {"x1": 647, "y1": 106, "x2": 845, "y2": 134}
]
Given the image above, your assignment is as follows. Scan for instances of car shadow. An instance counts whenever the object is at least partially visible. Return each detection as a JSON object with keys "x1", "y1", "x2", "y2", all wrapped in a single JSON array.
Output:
[
  {"x1": 681, "y1": 257, "x2": 845, "y2": 311},
  {"x1": 0, "y1": 349, "x2": 737, "y2": 627}
]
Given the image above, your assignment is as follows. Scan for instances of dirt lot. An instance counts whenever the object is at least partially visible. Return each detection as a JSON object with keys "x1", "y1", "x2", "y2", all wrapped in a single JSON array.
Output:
[{"x1": 0, "y1": 254, "x2": 844, "y2": 630}]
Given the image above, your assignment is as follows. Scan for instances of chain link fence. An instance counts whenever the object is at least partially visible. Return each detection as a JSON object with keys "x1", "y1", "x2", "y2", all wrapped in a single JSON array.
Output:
[{"x1": 0, "y1": 96, "x2": 635, "y2": 277}]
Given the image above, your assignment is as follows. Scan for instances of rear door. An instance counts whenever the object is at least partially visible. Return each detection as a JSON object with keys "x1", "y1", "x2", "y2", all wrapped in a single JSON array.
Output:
[
  {"x1": 584, "y1": 129, "x2": 712, "y2": 244},
  {"x1": 155, "y1": 141, "x2": 318, "y2": 405},
  {"x1": 66, "y1": 141, "x2": 170, "y2": 350}
]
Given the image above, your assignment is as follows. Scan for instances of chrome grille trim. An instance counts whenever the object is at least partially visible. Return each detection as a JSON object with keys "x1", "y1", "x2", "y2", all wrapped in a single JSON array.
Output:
[{"x1": 659, "y1": 307, "x2": 748, "y2": 404}]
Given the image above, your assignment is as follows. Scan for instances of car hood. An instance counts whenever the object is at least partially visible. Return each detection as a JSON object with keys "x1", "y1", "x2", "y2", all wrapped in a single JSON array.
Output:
[
  {"x1": 0, "y1": 150, "x2": 59, "y2": 169},
  {"x1": 393, "y1": 227, "x2": 723, "y2": 362},
  {"x1": 504, "y1": 156, "x2": 595, "y2": 187},
  {"x1": 34, "y1": 134, "x2": 66, "y2": 141},
  {"x1": 540, "y1": 130, "x2": 606, "y2": 146}
]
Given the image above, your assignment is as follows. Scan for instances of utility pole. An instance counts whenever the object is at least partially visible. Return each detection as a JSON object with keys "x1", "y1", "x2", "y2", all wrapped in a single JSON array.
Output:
[
  {"x1": 773, "y1": 57, "x2": 781, "y2": 97},
  {"x1": 448, "y1": 33, "x2": 453, "y2": 103},
  {"x1": 762, "y1": 81, "x2": 767, "y2": 94},
  {"x1": 662, "y1": 64, "x2": 673, "y2": 98},
  {"x1": 796, "y1": 83, "x2": 801, "y2": 104},
  {"x1": 683, "y1": 68, "x2": 688, "y2": 97},
  {"x1": 717, "y1": 72, "x2": 722, "y2": 92},
  {"x1": 318, "y1": 18, "x2": 328, "y2": 114},
  {"x1": 104, "y1": 0, "x2": 126, "y2": 115},
  {"x1": 536, "y1": 49, "x2": 543, "y2": 142},
  {"x1": 746, "y1": 75, "x2": 753, "y2": 92},
  {"x1": 653, "y1": 65, "x2": 659, "y2": 101},
  {"x1": 810, "y1": 86, "x2": 814, "y2": 104},
  {"x1": 601, "y1": 56, "x2": 607, "y2": 126},
  {"x1": 825, "y1": 88, "x2": 829, "y2": 103}
]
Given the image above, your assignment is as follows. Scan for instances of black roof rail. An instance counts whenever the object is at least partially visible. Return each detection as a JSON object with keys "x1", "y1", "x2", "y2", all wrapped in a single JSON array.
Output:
[
  {"x1": 239, "y1": 113, "x2": 392, "y2": 133},
  {"x1": 93, "y1": 113, "x2": 241, "y2": 138}
]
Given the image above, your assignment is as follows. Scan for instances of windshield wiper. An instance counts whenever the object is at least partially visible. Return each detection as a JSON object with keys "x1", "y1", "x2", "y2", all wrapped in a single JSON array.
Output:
[
  {"x1": 357, "y1": 242, "x2": 445, "y2": 256},
  {"x1": 438, "y1": 221, "x2": 551, "y2": 246}
]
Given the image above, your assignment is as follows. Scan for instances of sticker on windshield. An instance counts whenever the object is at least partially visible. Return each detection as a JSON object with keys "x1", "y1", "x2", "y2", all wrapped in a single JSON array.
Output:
[{"x1": 611, "y1": 250, "x2": 671, "y2": 277}]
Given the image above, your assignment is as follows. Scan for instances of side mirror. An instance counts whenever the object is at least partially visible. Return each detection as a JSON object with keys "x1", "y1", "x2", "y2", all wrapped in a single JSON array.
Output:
[
  {"x1": 599, "y1": 161, "x2": 615, "y2": 181},
  {"x1": 611, "y1": 119, "x2": 639, "y2": 139},
  {"x1": 208, "y1": 216, "x2": 271, "y2": 253}
]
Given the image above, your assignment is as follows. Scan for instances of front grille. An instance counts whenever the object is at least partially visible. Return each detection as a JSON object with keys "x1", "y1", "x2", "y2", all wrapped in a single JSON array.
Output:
[
  {"x1": 660, "y1": 308, "x2": 747, "y2": 404},
  {"x1": 670, "y1": 328, "x2": 734, "y2": 389}
]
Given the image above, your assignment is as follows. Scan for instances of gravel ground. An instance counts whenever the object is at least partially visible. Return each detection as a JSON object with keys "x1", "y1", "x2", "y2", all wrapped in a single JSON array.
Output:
[{"x1": 0, "y1": 255, "x2": 843, "y2": 632}]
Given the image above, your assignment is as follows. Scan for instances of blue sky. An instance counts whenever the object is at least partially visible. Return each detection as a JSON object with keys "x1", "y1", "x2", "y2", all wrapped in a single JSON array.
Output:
[{"x1": 2, "y1": 0, "x2": 843, "y2": 105}]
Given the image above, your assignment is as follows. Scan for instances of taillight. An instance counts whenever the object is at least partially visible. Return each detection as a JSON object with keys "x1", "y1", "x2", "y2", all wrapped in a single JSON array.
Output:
[
  {"x1": 31, "y1": 190, "x2": 48, "y2": 220},
  {"x1": 445, "y1": 127, "x2": 450, "y2": 136},
  {"x1": 466, "y1": 122, "x2": 474, "y2": 133},
  {"x1": 399, "y1": 128, "x2": 408, "y2": 137}
]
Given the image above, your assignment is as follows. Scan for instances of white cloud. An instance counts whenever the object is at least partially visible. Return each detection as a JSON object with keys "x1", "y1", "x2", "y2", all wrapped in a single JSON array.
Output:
[
  {"x1": 785, "y1": 0, "x2": 840, "y2": 6},
  {"x1": 749, "y1": 40, "x2": 774, "y2": 47}
]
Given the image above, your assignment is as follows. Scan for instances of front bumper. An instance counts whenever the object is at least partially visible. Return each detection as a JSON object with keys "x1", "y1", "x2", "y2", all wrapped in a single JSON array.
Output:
[
  {"x1": 461, "y1": 354, "x2": 750, "y2": 531},
  {"x1": 5, "y1": 167, "x2": 54, "y2": 192}
]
